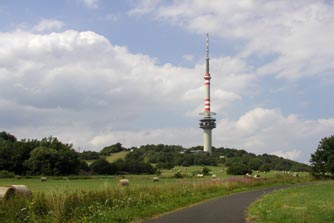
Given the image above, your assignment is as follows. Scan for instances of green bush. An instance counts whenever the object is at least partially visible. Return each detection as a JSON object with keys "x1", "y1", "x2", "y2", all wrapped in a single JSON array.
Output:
[
  {"x1": 202, "y1": 167, "x2": 211, "y2": 175},
  {"x1": 0, "y1": 170, "x2": 15, "y2": 178},
  {"x1": 226, "y1": 164, "x2": 252, "y2": 175},
  {"x1": 174, "y1": 171, "x2": 184, "y2": 178},
  {"x1": 90, "y1": 158, "x2": 117, "y2": 175}
]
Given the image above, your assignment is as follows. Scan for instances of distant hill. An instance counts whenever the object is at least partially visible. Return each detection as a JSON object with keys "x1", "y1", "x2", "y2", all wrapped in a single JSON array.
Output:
[
  {"x1": 0, "y1": 131, "x2": 310, "y2": 176},
  {"x1": 113, "y1": 144, "x2": 310, "y2": 174}
]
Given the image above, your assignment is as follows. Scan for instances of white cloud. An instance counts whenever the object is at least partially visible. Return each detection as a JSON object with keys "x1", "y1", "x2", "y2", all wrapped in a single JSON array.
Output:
[
  {"x1": 32, "y1": 19, "x2": 65, "y2": 32},
  {"x1": 128, "y1": 0, "x2": 160, "y2": 16},
  {"x1": 79, "y1": 0, "x2": 99, "y2": 9},
  {"x1": 272, "y1": 150, "x2": 302, "y2": 161},
  {"x1": 0, "y1": 29, "x2": 252, "y2": 148},
  {"x1": 215, "y1": 108, "x2": 334, "y2": 162},
  {"x1": 89, "y1": 128, "x2": 201, "y2": 149},
  {"x1": 83, "y1": 107, "x2": 334, "y2": 163},
  {"x1": 1, "y1": 29, "x2": 333, "y2": 163},
  {"x1": 130, "y1": 0, "x2": 334, "y2": 81}
]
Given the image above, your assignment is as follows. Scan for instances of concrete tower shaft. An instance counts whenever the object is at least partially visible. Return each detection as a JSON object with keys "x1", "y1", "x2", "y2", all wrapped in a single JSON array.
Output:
[{"x1": 199, "y1": 33, "x2": 216, "y2": 154}]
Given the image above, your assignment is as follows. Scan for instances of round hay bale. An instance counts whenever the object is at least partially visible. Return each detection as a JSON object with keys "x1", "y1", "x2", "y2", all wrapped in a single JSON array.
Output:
[
  {"x1": 119, "y1": 179, "x2": 129, "y2": 186},
  {"x1": 0, "y1": 186, "x2": 16, "y2": 200},
  {"x1": 10, "y1": 185, "x2": 32, "y2": 197},
  {"x1": 153, "y1": 176, "x2": 159, "y2": 182},
  {"x1": 196, "y1": 174, "x2": 204, "y2": 178}
]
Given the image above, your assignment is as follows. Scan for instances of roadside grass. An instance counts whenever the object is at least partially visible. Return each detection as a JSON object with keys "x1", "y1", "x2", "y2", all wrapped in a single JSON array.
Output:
[
  {"x1": 0, "y1": 173, "x2": 312, "y2": 223},
  {"x1": 246, "y1": 181, "x2": 334, "y2": 223}
]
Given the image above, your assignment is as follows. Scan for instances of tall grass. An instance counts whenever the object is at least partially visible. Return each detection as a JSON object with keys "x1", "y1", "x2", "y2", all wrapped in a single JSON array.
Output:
[
  {"x1": 0, "y1": 175, "x2": 310, "y2": 223},
  {"x1": 246, "y1": 181, "x2": 334, "y2": 223}
]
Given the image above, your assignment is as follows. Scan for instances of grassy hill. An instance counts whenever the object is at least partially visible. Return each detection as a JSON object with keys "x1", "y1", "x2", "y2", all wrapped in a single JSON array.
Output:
[{"x1": 105, "y1": 151, "x2": 129, "y2": 163}]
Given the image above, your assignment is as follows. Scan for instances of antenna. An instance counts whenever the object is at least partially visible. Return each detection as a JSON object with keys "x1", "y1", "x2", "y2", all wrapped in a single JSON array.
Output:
[{"x1": 206, "y1": 33, "x2": 209, "y2": 59}]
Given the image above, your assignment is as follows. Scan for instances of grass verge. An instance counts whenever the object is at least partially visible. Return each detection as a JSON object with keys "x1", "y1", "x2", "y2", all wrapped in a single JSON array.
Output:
[{"x1": 246, "y1": 180, "x2": 334, "y2": 223}]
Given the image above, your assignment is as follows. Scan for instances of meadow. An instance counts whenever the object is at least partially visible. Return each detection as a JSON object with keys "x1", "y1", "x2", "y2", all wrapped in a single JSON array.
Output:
[
  {"x1": 246, "y1": 181, "x2": 334, "y2": 223},
  {"x1": 0, "y1": 168, "x2": 311, "y2": 223}
]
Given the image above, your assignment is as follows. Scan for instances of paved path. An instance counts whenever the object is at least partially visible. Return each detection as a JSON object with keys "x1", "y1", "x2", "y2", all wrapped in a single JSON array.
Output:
[{"x1": 142, "y1": 186, "x2": 288, "y2": 223}]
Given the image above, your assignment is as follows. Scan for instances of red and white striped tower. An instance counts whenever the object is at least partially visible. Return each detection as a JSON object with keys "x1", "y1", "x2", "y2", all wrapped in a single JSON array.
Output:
[{"x1": 199, "y1": 33, "x2": 216, "y2": 153}]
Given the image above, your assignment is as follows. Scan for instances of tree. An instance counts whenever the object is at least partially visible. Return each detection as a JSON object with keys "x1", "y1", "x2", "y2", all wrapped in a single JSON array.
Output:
[
  {"x1": 25, "y1": 147, "x2": 59, "y2": 175},
  {"x1": 310, "y1": 135, "x2": 334, "y2": 178},
  {"x1": 79, "y1": 151, "x2": 100, "y2": 160},
  {"x1": 227, "y1": 164, "x2": 252, "y2": 175},
  {"x1": 100, "y1": 143, "x2": 124, "y2": 156},
  {"x1": 0, "y1": 131, "x2": 17, "y2": 143},
  {"x1": 25, "y1": 144, "x2": 80, "y2": 176},
  {"x1": 90, "y1": 158, "x2": 117, "y2": 175}
]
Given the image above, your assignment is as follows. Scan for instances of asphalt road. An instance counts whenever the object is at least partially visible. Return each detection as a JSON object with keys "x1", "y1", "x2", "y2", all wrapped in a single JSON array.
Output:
[{"x1": 142, "y1": 186, "x2": 288, "y2": 223}]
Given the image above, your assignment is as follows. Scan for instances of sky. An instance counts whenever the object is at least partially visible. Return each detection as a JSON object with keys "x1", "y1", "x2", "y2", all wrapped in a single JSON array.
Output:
[{"x1": 0, "y1": 0, "x2": 333, "y2": 163}]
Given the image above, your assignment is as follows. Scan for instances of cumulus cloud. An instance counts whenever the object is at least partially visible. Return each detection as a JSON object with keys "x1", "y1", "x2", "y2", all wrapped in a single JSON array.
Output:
[
  {"x1": 129, "y1": 0, "x2": 334, "y2": 81},
  {"x1": 32, "y1": 19, "x2": 65, "y2": 32},
  {"x1": 1, "y1": 28, "x2": 332, "y2": 163},
  {"x1": 0, "y1": 29, "x2": 252, "y2": 148},
  {"x1": 84, "y1": 107, "x2": 334, "y2": 163},
  {"x1": 215, "y1": 108, "x2": 334, "y2": 162}
]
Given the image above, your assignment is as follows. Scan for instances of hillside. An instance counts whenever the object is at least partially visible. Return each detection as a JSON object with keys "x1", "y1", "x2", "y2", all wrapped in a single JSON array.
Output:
[
  {"x1": 0, "y1": 131, "x2": 310, "y2": 176},
  {"x1": 120, "y1": 144, "x2": 310, "y2": 173}
]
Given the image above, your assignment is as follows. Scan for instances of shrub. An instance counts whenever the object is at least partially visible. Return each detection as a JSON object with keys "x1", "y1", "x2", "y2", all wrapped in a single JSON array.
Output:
[
  {"x1": 0, "y1": 170, "x2": 15, "y2": 178},
  {"x1": 227, "y1": 164, "x2": 252, "y2": 175},
  {"x1": 202, "y1": 167, "x2": 211, "y2": 175},
  {"x1": 90, "y1": 158, "x2": 117, "y2": 175},
  {"x1": 174, "y1": 171, "x2": 184, "y2": 178}
]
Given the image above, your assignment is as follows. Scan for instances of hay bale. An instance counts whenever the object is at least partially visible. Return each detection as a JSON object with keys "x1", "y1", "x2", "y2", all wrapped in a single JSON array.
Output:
[
  {"x1": 153, "y1": 176, "x2": 159, "y2": 182},
  {"x1": 119, "y1": 179, "x2": 129, "y2": 186},
  {"x1": 40, "y1": 177, "x2": 47, "y2": 182},
  {"x1": 10, "y1": 185, "x2": 32, "y2": 197},
  {"x1": 196, "y1": 174, "x2": 204, "y2": 178},
  {"x1": 0, "y1": 186, "x2": 16, "y2": 200},
  {"x1": 211, "y1": 174, "x2": 217, "y2": 179}
]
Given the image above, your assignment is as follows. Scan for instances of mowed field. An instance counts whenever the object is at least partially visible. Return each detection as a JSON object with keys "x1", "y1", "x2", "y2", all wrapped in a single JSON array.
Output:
[
  {"x1": 247, "y1": 181, "x2": 334, "y2": 223},
  {"x1": 0, "y1": 167, "x2": 312, "y2": 223},
  {"x1": 0, "y1": 166, "x2": 310, "y2": 193}
]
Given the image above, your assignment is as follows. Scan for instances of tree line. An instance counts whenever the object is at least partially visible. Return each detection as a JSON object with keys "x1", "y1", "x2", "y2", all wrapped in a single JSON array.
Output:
[
  {"x1": 3, "y1": 131, "x2": 332, "y2": 177},
  {"x1": 0, "y1": 132, "x2": 156, "y2": 176}
]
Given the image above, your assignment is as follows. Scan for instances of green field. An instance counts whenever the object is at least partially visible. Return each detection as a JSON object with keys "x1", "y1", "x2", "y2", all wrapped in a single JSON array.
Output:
[
  {"x1": 247, "y1": 181, "x2": 334, "y2": 223},
  {"x1": 2, "y1": 165, "x2": 230, "y2": 193},
  {"x1": 0, "y1": 169, "x2": 313, "y2": 223},
  {"x1": 0, "y1": 167, "x2": 310, "y2": 193},
  {"x1": 0, "y1": 175, "x2": 188, "y2": 193}
]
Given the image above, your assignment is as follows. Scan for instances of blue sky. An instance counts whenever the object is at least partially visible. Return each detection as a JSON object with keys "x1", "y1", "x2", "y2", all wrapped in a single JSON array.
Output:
[{"x1": 0, "y1": 0, "x2": 333, "y2": 163}]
